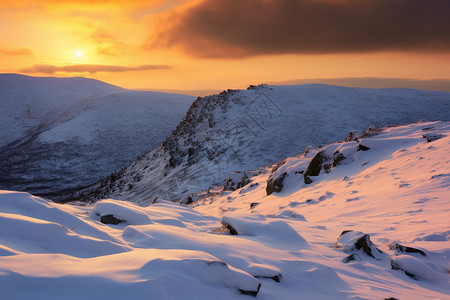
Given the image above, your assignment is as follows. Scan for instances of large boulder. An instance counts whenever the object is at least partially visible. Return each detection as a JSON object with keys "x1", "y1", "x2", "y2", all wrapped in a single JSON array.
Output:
[
  {"x1": 334, "y1": 230, "x2": 385, "y2": 260},
  {"x1": 304, "y1": 151, "x2": 326, "y2": 184},
  {"x1": 266, "y1": 172, "x2": 287, "y2": 195}
]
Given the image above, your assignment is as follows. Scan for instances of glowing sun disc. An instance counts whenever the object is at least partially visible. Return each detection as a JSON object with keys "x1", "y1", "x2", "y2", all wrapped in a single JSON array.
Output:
[{"x1": 75, "y1": 50, "x2": 83, "y2": 58}]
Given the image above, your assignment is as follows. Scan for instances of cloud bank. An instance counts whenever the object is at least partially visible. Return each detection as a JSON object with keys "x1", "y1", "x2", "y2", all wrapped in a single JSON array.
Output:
[
  {"x1": 20, "y1": 64, "x2": 171, "y2": 74},
  {"x1": 150, "y1": 0, "x2": 450, "y2": 58},
  {"x1": 0, "y1": 47, "x2": 33, "y2": 56}
]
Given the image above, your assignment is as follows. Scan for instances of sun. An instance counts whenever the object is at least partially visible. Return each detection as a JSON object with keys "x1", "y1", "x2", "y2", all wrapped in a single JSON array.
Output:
[{"x1": 74, "y1": 50, "x2": 83, "y2": 58}]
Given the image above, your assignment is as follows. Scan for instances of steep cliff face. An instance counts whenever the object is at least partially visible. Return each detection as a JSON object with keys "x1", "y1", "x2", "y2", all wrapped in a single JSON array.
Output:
[{"x1": 75, "y1": 84, "x2": 450, "y2": 204}]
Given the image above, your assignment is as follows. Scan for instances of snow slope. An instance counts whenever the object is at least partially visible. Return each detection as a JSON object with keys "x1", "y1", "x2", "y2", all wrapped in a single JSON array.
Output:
[
  {"x1": 77, "y1": 84, "x2": 450, "y2": 204},
  {"x1": 0, "y1": 121, "x2": 448, "y2": 299},
  {"x1": 0, "y1": 74, "x2": 194, "y2": 198},
  {"x1": 0, "y1": 73, "x2": 123, "y2": 147}
]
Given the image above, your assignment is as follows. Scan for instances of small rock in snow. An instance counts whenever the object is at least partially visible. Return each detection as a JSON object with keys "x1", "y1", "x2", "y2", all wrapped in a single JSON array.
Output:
[
  {"x1": 100, "y1": 214, "x2": 125, "y2": 225},
  {"x1": 389, "y1": 242, "x2": 426, "y2": 256}
]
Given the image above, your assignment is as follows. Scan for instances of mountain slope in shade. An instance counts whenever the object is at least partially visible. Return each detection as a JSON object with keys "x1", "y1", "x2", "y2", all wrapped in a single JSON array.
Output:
[
  {"x1": 0, "y1": 74, "x2": 194, "y2": 198},
  {"x1": 0, "y1": 73, "x2": 123, "y2": 148},
  {"x1": 0, "y1": 121, "x2": 448, "y2": 299},
  {"x1": 76, "y1": 84, "x2": 450, "y2": 204}
]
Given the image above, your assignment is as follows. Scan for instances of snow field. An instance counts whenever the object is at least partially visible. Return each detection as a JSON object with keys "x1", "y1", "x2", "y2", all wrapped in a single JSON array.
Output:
[{"x1": 0, "y1": 121, "x2": 449, "y2": 299}]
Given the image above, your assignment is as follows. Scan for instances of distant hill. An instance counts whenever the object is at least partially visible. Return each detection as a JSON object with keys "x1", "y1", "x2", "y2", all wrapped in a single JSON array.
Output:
[{"x1": 0, "y1": 74, "x2": 194, "y2": 198}]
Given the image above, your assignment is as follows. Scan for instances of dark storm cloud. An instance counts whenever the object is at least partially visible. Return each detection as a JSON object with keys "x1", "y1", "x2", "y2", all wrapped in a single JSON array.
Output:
[
  {"x1": 150, "y1": 0, "x2": 450, "y2": 58},
  {"x1": 20, "y1": 64, "x2": 171, "y2": 74}
]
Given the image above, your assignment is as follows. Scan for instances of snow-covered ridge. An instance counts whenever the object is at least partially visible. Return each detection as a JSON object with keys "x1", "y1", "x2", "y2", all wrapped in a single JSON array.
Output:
[
  {"x1": 76, "y1": 84, "x2": 450, "y2": 204},
  {"x1": 0, "y1": 74, "x2": 194, "y2": 198},
  {"x1": 0, "y1": 73, "x2": 123, "y2": 147},
  {"x1": 0, "y1": 121, "x2": 448, "y2": 299}
]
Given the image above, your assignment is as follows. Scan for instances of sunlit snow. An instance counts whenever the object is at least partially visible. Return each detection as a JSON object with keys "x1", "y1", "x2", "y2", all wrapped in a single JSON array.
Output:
[{"x1": 1, "y1": 121, "x2": 448, "y2": 299}]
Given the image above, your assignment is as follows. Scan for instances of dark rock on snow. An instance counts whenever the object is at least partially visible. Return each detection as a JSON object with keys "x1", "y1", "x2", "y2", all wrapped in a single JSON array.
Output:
[
  {"x1": 255, "y1": 274, "x2": 282, "y2": 283},
  {"x1": 334, "y1": 230, "x2": 384, "y2": 259},
  {"x1": 304, "y1": 151, "x2": 325, "y2": 178},
  {"x1": 389, "y1": 242, "x2": 426, "y2": 256},
  {"x1": 100, "y1": 214, "x2": 125, "y2": 225},
  {"x1": 266, "y1": 172, "x2": 287, "y2": 195},
  {"x1": 390, "y1": 259, "x2": 418, "y2": 279},
  {"x1": 239, "y1": 283, "x2": 261, "y2": 297},
  {"x1": 250, "y1": 202, "x2": 260, "y2": 209},
  {"x1": 221, "y1": 220, "x2": 239, "y2": 235},
  {"x1": 423, "y1": 133, "x2": 445, "y2": 143},
  {"x1": 223, "y1": 171, "x2": 256, "y2": 191},
  {"x1": 343, "y1": 253, "x2": 361, "y2": 263},
  {"x1": 357, "y1": 143, "x2": 371, "y2": 151}
]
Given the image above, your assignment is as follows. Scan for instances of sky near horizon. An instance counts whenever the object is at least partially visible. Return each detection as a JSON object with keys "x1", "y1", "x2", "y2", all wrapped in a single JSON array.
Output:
[{"x1": 1, "y1": 0, "x2": 450, "y2": 90}]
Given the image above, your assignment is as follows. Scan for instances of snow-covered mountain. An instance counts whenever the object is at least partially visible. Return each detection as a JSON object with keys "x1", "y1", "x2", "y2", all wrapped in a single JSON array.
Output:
[
  {"x1": 0, "y1": 73, "x2": 123, "y2": 147},
  {"x1": 1, "y1": 121, "x2": 448, "y2": 299},
  {"x1": 0, "y1": 74, "x2": 194, "y2": 198},
  {"x1": 76, "y1": 84, "x2": 450, "y2": 204}
]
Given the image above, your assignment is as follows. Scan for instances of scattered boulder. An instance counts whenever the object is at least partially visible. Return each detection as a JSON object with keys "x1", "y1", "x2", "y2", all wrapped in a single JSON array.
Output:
[
  {"x1": 334, "y1": 230, "x2": 384, "y2": 259},
  {"x1": 332, "y1": 152, "x2": 346, "y2": 167},
  {"x1": 303, "y1": 151, "x2": 324, "y2": 184},
  {"x1": 266, "y1": 172, "x2": 287, "y2": 195},
  {"x1": 179, "y1": 194, "x2": 199, "y2": 205},
  {"x1": 343, "y1": 253, "x2": 361, "y2": 263},
  {"x1": 389, "y1": 242, "x2": 426, "y2": 256},
  {"x1": 344, "y1": 131, "x2": 357, "y2": 142},
  {"x1": 303, "y1": 150, "x2": 339, "y2": 184},
  {"x1": 223, "y1": 171, "x2": 254, "y2": 191},
  {"x1": 220, "y1": 215, "x2": 308, "y2": 247},
  {"x1": 391, "y1": 255, "x2": 438, "y2": 281},
  {"x1": 100, "y1": 214, "x2": 125, "y2": 225},
  {"x1": 221, "y1": 220, "x2": 239, "y2": 235},
  {"x1": 304, "y1": 176, "x2": 313, "y2": 184},
  {"x1": 357, "y1": 143, "x2": 370, "y2": 151},
  {"x1": 239, "y1": 283, "x2": 261, "y2": 296},
  {"x1": 248, "y1": 264, "x2": 283, "y2": 283},
  {"x1": 344, "y1": 129, "x2": 365, "y2": 142},
  {"x1": 250, "y1": 202, "x2": 260, "y2": 209},
  {"x1": 305, "y1": 151, "x2": 325, "y2": 177},
  {"x1": 423, "y1": 133, "x2": 445, "y2": 143}
]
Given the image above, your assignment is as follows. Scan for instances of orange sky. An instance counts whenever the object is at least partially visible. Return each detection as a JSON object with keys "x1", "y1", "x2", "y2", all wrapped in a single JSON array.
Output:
[{"x1": 1, "y1": 0, "x2": 449, "y2": 91}]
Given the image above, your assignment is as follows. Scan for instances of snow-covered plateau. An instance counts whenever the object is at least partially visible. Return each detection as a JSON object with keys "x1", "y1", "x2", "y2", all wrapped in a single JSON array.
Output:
[
  {"x1": 1, "y1": 121, "x2": 448, "y2": 299},
  {"x1": 0, "y1": 74, "x2": 194, "y2": 198},
  {"x1": 76, "y1": 84, "x2": 450, "y2": 204}
]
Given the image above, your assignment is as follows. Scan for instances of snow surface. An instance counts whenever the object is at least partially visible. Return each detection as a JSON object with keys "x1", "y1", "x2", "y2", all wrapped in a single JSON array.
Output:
[
  {"x1": 0, "y1": 74, "x2": 194, "y2": 197},
  {"x1": 1, "y1": 121, "x2": 449, "y2": 299},
  {"x1": 79, "y1": 84, "x2": 450, "y2": 204},
  {"x1": 0, "y1": 73, "x2": 123, "y2": 147}
]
